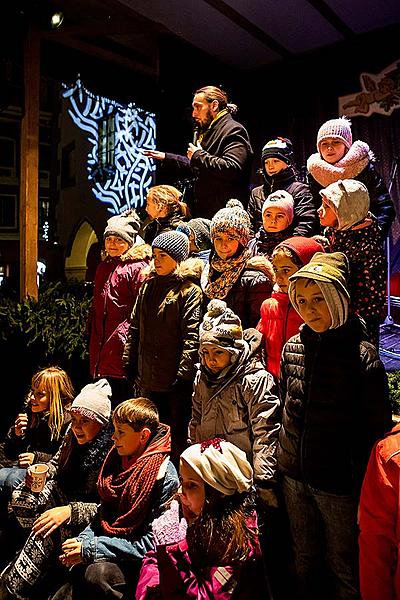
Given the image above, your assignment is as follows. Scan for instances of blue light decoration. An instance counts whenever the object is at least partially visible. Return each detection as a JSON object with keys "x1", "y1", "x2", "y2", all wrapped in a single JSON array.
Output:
[{"x1": 62, "y1": 77, "x2": 156, "y2": 213}]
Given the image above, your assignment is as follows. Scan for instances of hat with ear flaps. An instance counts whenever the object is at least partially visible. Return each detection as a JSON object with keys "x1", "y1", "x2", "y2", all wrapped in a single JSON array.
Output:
[
  {"x1": 104, "y1": 209, "x2": 141, "y2": 247},
  {"x1": 320, "y1": 179, "x2": 370, "y2": 230}
]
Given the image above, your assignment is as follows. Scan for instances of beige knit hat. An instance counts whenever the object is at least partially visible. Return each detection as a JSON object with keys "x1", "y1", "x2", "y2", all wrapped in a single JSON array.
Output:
[
  {"x1": 70, "y1": 379, "x2": 112, "y2": 425},
  {"x1": 181, "y1": 438, "x2": 253, "y2": 496},
  {"x1": 317, "y1": 117, "x2": 352, "y2": 151},
  {"x1": 320, "y1": 179, "x2": 370, "y2": 230}
]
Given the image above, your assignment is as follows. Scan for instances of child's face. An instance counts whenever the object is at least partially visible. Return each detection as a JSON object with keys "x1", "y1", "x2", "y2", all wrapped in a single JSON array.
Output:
[
  {"x1": 213, "y1": 231, "x2": 240, "y2": 260},
  {"x1": 179, "y1": 459, "x2": 206, "y2": 525},
  {"x1": 264, "y1": 157, "x2": 288, "y2": 176},
  {"x1": 201, "y1": 344, "x2": 232, "y2": 373},
  {"x1": 318, "y1": 197, "x2": 339, "y2": 228},
  {"x1": 294, "y1": 279, "x2": 332, "y2": 332},
  {"x1": 153, "y1": 248, "x2": 178, "y2": 276},
  {"x1": 319, "y1": 138, "x2": 347, "y2": 164},
  {"x1": 71, "y1": 413, "x2": 102, "y2": 445},
  {"x1": 263, "y1": 207, "x2": 289, "y2": 233},
  {"x1": 29, "y1": 386, "x2": 50, "y2": 413},
  {"x1": 105, "y1": 235, "x2": 130, "y2": 257},
  {"x1": 272, "y1": 252, "x2": 299, "y2": 293},
  {"x1": 189, "y1": 232, "x2": 198, "y2": 253},
  {"x1": 112, "y1": 422, "x2": 150, "y2": 459}
]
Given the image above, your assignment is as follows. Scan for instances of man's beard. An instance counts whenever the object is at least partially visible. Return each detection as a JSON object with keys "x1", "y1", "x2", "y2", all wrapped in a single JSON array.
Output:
[{"x1": 195, "y1": 108, "x2": 214, "y2": 132}]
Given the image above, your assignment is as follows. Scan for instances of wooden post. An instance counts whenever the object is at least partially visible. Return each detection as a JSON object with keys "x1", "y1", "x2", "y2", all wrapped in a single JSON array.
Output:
[{"x1": 20, "y1": 23, "x2": 40, "y2": 300}]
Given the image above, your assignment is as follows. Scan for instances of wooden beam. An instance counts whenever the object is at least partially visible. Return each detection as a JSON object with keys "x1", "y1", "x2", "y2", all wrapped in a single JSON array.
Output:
[{"x1": 20, "y1": 23, "x2": 40, "y2": 300}]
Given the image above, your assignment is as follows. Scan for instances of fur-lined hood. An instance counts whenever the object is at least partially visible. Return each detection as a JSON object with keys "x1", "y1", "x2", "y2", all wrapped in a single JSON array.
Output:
[
  {"x1": 145, "y1": 257, "x2": 204, "y2": 282},
  {"x1": 103, "y1": 243, "x2": 152, "y2": 263}
]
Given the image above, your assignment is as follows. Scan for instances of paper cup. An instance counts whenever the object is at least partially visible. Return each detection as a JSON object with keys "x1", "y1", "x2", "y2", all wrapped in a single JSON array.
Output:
[{"x1": 28, "y1": 463, "x2": 49, "y2": 493}]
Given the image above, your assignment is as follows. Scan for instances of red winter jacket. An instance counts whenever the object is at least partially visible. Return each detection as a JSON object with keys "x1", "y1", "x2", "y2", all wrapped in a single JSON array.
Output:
[
  {"x1": 88, "y1": 244, "x2": 151, "y2": 379},
  {"x1": 257, "y1": 289, "x2": 303, "y2": 380},
  {"x1": 359, "y1": 424, "x2": 400, "y2": 600}
]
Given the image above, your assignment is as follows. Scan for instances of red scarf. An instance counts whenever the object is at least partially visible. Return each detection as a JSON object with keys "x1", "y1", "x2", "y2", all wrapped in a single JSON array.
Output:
[{"x1": 97, "y1": 424, "x2": 171, "y2": 537}]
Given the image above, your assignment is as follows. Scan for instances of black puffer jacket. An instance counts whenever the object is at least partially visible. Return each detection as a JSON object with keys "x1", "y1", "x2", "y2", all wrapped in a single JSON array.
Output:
[
  {"x1": 141, "y1": 210, "x2": 186, "y2": 245},
  {"x1": 163, "y1": 112, "x2": 253, "y2": 219},
  {"x1": 248, "y1": 167, "x2": 317, "y2": 235},
  {"x1": 277, "y1": 318, "x2": 392, "y2": 495}
]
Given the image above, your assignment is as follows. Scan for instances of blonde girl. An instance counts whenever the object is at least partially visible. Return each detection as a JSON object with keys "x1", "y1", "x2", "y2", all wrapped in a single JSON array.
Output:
[{"x1": 143, "y1": 185, "x2": 190, "y2": 243}]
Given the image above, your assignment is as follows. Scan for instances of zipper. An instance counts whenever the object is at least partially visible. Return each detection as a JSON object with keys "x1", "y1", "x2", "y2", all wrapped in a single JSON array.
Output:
[{"x1": 299, "y1": 333, "x2": 321, "y2": 482}]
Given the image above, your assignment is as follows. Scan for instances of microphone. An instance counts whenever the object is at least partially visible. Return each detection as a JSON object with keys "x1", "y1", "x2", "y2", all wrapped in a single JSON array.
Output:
[{"x1": 193, "y1": 126, "x2": 199, "y2": 145}]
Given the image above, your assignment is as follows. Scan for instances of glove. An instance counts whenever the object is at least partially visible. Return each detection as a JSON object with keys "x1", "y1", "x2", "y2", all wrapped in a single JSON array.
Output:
[
  {"x1": 257, "y1": 487, "x2": 279, "y2": 509},
  {"x1": 152, "y1": 499, "x2": 187, "y2": 546}
]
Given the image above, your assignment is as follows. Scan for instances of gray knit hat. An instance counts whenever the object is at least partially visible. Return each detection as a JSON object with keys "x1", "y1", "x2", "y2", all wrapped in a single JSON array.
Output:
[
  {"x1": 320, "y1": 179, "x2": 370, "y2": 230},
  {"x1": 177, "y1": 218, "x2": 212, "y2": 251},
  {"x1": 152, "y1": 231, "x2": 190, "y2": 263},
  {"x1": 70, "y1": 379, "x2": 112, "y2": 426},
  {"x1": 199, "y1": 299, "x2": 245, "y2": 364},
  {"x1": 210, "y1": 199, "x2": 251, "y2": 247},
  {"x1": 317, "y1": 117, "x2": 352, "y2": 151},
  {"x1": 104, "y1": 209, "x2": 141, "y2": 247}
]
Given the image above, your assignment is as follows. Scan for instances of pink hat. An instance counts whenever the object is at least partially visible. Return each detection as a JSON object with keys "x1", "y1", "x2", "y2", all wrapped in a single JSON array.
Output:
[
  {"x1": 317, "y1": 117, "x2": 352, "y2": 151},
  {"x1": 262, "y1": 190, "x2": 294, "y2": 226}
]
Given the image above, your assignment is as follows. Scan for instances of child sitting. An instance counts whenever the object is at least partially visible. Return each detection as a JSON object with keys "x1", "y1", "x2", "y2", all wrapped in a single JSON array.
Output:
[
  {"x1": 136, "y1": 438, "x2": 271, "y2": 599},
  {"x1": 307, "y1": 116, "x2": 395, "y2": 238},
  {"x1": 278, "y1": 251, "x2": 392, "y2": 600},
  {"x1": 318, "y1": 178, "x2": 386, "y2": 347},
  {"x1": 189, "y1": 299, "x2": 280, "y2": 506},
  {"x1": 53, "y1": 397, "x2": 179, "y2": 600},
  {"x1": 257, "y1": 236, "x2": 324, "y2": 380},
  {"x1": 249, "y1": 190, "x2": 295, "y2": 257},
  {"x1": 248, "y1": 137, "x2": 317, "y2": 236},
  {"x1": 202, "y1": 199, "x2": 274, "y2": 329},
  {"x1": 141, "y1": 185, "x2": 190, "y2": 244}
]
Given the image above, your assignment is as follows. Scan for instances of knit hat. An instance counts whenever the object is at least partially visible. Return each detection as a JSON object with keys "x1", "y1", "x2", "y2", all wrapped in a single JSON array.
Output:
[
  {"x1": 262, "y1": 190, "x2": 294, "y2": 226},
  {"x1": 181, "y1": 438, "x2": 253, "y2": 496},
  {"x1": 199, "y1": 300, "x2": 245, "y2": 362},
  {"x1": 261, "y1": 137, "x2": 294, "y2": 165},
  {"x1": 274, "y1": 236, "x2": 325, "y2": 267},
  {"x1": 210, "y1": 199, "x2": 251, "y2": 247},
  {"x1": 289, "y1": 252, "x2": 350, "y2": 329},
  {"x1": 320, "y1": 179, "x2": 370, "y2": 230},
  {"x1": 152, "y1": 231, "x2": 190, "y2": 263},
  {"x1": 317, "y1": 117, "x2": 353, "y2": 152},
  {"x1": 177, "y1": 218, "x2": 212, "y2": 251},
  {"x1": 104, "y1": 209, "x2": 141, "y2": 247},
  {"x1": 70, "y1": 379, "x2": 112, "y2": 426}
]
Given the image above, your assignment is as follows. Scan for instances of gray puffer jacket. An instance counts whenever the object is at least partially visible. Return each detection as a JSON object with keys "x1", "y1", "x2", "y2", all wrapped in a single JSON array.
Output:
[{"x1": 189, "y1": 329, "x2": 281, "y2": 487}]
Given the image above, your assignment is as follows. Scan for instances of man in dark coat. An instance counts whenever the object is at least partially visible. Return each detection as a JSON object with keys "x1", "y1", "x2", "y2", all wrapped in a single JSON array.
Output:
[{"x1": 144, "y1": 86, "x2": 253, "y2": 219}]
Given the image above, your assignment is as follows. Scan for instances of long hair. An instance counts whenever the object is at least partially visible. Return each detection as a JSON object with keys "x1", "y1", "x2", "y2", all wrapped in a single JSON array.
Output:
[
  {"x1": 29, "y1": 367, "x2": 74, "y2": 441},
  {"x1": 195, "y1": 86, "x2": 238, "y2": 114},
  {"x1": 147, "y1": 185, "x2": 190, "y2": 219},
  {"x1": 186, "y1": 485, "x2": 257, "y2": 568}
]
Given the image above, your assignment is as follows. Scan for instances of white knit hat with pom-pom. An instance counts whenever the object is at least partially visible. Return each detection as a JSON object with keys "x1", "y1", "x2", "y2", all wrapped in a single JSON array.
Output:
[
  {"x1": 210, "y1": 199, "x2": 251, "y2": 247},
  {"x1": 317, "y1": 116, "x2": 353, "y2": 151}
]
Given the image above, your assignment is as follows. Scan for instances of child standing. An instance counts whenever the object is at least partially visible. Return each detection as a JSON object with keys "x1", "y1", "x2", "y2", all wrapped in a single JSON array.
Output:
[
  {"x1": 89, "y1": 209, "x2": 151, "y2": 406},
  {"x1": 123, "y1": 231, "x2": 203, "y2": 460},
  {"x1": 141, "y1": 185, "x2": 190, "y2": 244},
  {"x1": 318, "y1": 178, "x2": 386, "y2": 346},
  {"x1": 249, "y1": 190, "x2": 295, "y2": 257},
  {"x1": 278, "y1": 251, "x2": 392, "y2": 600},
  {"x1": 258, "y1": 236, "x2": 324, "y2": 380},
  {"x1": 307, "y1": 117, "x2": 395, "y2": 238},
  {"x1": 189, "y1": 299, "x2": 280, "y2": 503},
  {"x1": 176, "y1": 217, "x2": 212, "y2": 265},
  {"x1": 248, "y1": 137, "x2": 317, "y2": 235},
  {"x1": 54, "y1": 397, "x2": 179, "y2": 600},
  {"x1": 202, "y1": 199, "x2": 274, "y2": 329},
  {"x1": 136, "y1": 438, "x2": 271, "y2": 600}
]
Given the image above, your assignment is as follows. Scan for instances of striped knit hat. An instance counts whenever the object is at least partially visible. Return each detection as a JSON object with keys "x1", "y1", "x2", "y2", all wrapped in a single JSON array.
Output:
[
  {"x1": 211, "y1": 199, "x2": 251, "y2": 247},
  {"x1": 317, "y1": 117, "x2": 352, "y2": 152}
]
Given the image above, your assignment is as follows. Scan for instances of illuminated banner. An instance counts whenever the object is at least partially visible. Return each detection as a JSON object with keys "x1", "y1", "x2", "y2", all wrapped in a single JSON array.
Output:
[
  {"x1": 62, "y1": 78, "x2": 156, "y2": 214},
  {"x1": 339, "y1": 61, "x2": 400, "y2": 117}
]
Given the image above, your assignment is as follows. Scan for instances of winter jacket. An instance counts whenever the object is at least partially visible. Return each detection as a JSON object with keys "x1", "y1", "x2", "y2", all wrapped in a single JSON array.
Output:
[
  {"x1": 248, "y1": 166, "x2": 317, "y2": 236},
  {"x1": 141, "y1": 211, "x2": 187, "y2": 245},
  {"x1": 359, "y1": 424, "x2": 400, "y2": 600},
  {"x1": 189, "y1": 329, "x2": 280, "y2": 486},
  {"x1": 163, "y1": 112, "x2": 253, "y2": 219},
  {"x1": 277, "y1": 318, "x2": 392, "y2": 495},
  {"x1": 201, "y1": 257, "x2": 273, "y2": 330},
  {"x1": 135, "y1": 513, "x2": 269, "y2": 600},
  {"x1": 248, "y1": 227, "x2": 293, "y2": 258},
  {"x1": 308, "y1": 160, "x2": 395, "y2": 239},
  {"x1": 257, "y1": 289, "x2": 303, "y2": 380},
  {"x1": 77, "y1": 458, "x2": 179, "y2": 564},
  {"x1": 123, "y1": 259, "x2": 203, "y2": 392},
  {"x1": 89, "y1": 244, "x2": 151, "y2": 380},
  {"x1": 325, "y1": 216, "x2": 386, "y2": 320},
  {"x1": 3, "y1": 409, "x2": 70, "y2": 464}
]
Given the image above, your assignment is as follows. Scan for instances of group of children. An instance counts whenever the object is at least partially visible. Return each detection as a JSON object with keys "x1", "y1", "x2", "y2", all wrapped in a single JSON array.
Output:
[{"x1": 0, "y1": 114, "x2": 398, "y2": 599}]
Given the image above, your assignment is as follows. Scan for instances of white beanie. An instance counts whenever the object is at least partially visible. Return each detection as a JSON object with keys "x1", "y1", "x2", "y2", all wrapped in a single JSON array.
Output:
[
  {"x1": 317, "y1": 117, "x2": 352, "y2": 151},
  {"x1": 181, "y1": 438, "x2": 253, "y2": 496},
  {"x1": 70, "y1": 379, "x2": 112, "y2": 426}
]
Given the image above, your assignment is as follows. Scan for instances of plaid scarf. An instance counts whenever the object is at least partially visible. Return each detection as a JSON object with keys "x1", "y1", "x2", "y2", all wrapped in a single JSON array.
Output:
[{"x1": 205, "y1": 248, "x2": 251, "y2": 300}]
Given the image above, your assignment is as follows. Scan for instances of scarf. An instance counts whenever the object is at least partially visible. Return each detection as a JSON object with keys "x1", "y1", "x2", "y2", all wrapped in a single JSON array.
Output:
[
  {"x1": 204, "y1": 248, "x2": 251, "y2": 300},
  {"x1": 307, "y1": 141, "x2": 373, "y2": 187},
  {"x1": 97, "y1": 423, "x2": 171, "y2": 537}
]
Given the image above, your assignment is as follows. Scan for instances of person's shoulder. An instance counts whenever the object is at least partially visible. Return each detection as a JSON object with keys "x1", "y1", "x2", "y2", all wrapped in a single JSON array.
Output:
[{"x1": 375, "y1": 425, "x2": 400, "y2": 464}]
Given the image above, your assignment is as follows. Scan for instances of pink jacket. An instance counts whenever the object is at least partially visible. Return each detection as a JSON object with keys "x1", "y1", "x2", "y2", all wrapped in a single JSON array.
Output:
[
  {"x1": 257, "y1": 289, "x2": 303, "y2": 380},
  {"x1": 359, "y1": 424, "x2": 400, "y2": 600}
]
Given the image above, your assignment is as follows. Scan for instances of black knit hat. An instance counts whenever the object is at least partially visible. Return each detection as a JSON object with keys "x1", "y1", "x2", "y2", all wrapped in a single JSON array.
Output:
[
  {"x1": 261, "y1": 137, "x2": 294, "y2": 166},
  {"x1": 152, "y1": 231, "x2": 190, "y2": 263},
  {"x1": 104, "y1": 209, "x2": 141, "y2": 247}
]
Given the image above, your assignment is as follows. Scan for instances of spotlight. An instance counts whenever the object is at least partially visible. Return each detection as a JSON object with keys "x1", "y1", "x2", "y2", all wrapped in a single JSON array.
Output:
[{"x1": 50, "y1": 11, "x2": 64, "y2": 29}]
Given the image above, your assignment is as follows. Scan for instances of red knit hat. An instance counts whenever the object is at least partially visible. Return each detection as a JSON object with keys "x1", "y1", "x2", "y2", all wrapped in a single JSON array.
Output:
[{"x1": 275, "y1": 236, "x2": 325, "y2": 266}]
